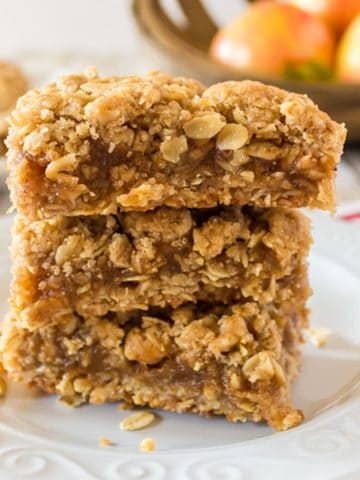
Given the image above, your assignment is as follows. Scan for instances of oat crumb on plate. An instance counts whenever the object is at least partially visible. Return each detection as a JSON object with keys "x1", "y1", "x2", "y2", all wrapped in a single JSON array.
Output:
[
  {"x1": 139, "y1": 437, "x2": 155, "y2": 452},
  {"x1": 120, "y1": 411, "x2": 155, "y2": 431},
  {"x1": 99, "y1": 437, "x2": 112, "y2": 447},
  {"x1": 305, "y1": 327, "x2": 332, "y2": 347}
]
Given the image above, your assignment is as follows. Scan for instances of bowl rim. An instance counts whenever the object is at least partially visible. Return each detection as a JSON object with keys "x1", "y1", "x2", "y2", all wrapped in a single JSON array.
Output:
[{"x1": 133, "y1": 0, "x2": 360, "y2": 92}]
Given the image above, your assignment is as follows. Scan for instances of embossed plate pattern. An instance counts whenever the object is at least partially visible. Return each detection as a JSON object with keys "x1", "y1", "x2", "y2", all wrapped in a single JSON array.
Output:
[{"x1": 0, "y1": 212, "x2": 359, "y2": 480}]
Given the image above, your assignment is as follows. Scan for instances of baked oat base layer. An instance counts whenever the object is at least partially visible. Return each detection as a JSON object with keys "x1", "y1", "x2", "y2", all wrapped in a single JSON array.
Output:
[
  {"x1": 4, "y1": 203, "x2": 311, "y2": 432},
  {"x1": 1, "y1": 299, "x2": 307, "y2": 432}
]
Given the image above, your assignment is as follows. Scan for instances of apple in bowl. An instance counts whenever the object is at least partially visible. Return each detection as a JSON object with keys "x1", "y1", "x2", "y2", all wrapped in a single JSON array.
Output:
[
  {"x1": 285, "y1": 0, "x2": 360, "y2": 35},
  {"x1": 209, "y1": 1, "x2": 336, "y2": 81},
  {"x1": 336, "y1": 13, "x2": 360, "y2": 82}
]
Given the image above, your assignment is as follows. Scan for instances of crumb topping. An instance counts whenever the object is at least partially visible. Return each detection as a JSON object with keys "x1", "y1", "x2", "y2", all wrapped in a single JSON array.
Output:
[{"x1": 6, "y1": 70, "x2": 346, "y2": 217}]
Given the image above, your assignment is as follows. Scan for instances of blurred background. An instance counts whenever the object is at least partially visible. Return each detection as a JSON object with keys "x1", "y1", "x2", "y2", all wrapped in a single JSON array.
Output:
[{"x1": 0, "y1": 0, "x2": 360, "y2": 216}]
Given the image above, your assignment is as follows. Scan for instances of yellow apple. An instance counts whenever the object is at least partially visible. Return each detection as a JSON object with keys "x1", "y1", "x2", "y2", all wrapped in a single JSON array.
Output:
[
  {"x1": 336, "y1": 13, "x2": 360, "y2": 82},
  {"x1": 285, "y1": 0, "x2": 360, "y2": 35},
  {"x1": 209, "y1": 1, "x2": 336, "y2": 80}
]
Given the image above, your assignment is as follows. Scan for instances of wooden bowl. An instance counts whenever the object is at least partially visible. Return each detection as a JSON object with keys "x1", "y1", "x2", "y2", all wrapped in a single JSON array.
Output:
[{"x1": 133, "y1": 0, "x2": 360, "y2": 142}]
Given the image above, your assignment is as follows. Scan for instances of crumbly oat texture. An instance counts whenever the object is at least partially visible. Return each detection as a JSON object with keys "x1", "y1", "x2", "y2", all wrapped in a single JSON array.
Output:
[
  {"x1": 2, "y1": 70, "x2": 323, "y2": 432},
  {"x1": 1, "y1": 298, "x2": 307, "y2": 431},
  {"x1": 0, "y1": 61, "x2": 28, "y2": 138},
  {"x1": 10, "y1": 207, "x2": 311, "y2": 320},
  {"x1": 7, "y1": 70, "x2": 345, "y2": 218},
  {"x1": 1, "y1": 205, "x2": 310, "y2": 430}
]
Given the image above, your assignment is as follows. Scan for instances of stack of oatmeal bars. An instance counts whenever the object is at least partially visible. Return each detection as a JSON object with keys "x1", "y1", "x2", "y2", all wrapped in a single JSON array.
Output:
[{"x1": 1, "y1": 70, "x2": 346, "y2": 431}]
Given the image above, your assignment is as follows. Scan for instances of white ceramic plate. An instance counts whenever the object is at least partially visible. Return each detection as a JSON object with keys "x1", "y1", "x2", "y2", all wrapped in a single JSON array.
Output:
[{"x1": 0, "y1": 213, "x2": 359, "y2": 480}]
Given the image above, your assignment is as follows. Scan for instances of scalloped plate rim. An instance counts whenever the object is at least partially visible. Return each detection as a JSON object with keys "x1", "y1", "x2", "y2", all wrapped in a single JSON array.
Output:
[{"x1": 0, "y1": 212, "x2": 359, "y2": 480}]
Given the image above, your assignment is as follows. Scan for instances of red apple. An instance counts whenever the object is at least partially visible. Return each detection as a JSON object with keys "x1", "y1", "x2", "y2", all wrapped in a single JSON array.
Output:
[
  {"x1": 209, "y1": 1, "x2": 336, "y2": 80},
  {"x1": 285, "y1": 0, "x2": 360, "y2": 35},
  {"x1": 336, "y1": 13, "x2": 360, "y2": 82}
]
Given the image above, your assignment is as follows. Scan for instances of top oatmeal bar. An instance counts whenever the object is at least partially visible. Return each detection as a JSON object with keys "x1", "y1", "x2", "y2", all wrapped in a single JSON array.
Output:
[{"x1": 7, "y1": 69, "x2": 346, "y2": 219}]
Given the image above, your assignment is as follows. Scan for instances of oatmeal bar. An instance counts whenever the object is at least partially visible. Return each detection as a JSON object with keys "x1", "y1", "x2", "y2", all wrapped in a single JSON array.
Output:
[
  {"x1": 7, "y1": 70, "x2": 345, "y2": 219},
  {"x1": 1, "y1": 298, "x2": 308, "y2": 431},
  {"x1": 10, "y1": 207, "x2": 311, "y2": 320}
]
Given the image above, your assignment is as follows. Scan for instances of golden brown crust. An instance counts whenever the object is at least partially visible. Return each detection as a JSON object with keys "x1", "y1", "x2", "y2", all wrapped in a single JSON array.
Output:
[{"x1": 7, "y1": 70, "x2": 346, "y2": 217}]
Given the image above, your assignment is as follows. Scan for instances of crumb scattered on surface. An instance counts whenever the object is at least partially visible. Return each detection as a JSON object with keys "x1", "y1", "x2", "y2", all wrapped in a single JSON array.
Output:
[
  {"x1": 120, "y1": 411, "x2": 155, "y2": 431},
  {"x1": 99, "y1": 437, "x2": 112, "y2": 447},
  {"x1": 281, "y1": 409, "x2": 304, "y2": 430},
  {"x1": 305, "y1": 327, "x2": 331, "y2": 347},
  {"x1": 139, "y1": 437, "x2": 155, "y2": 452}
]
